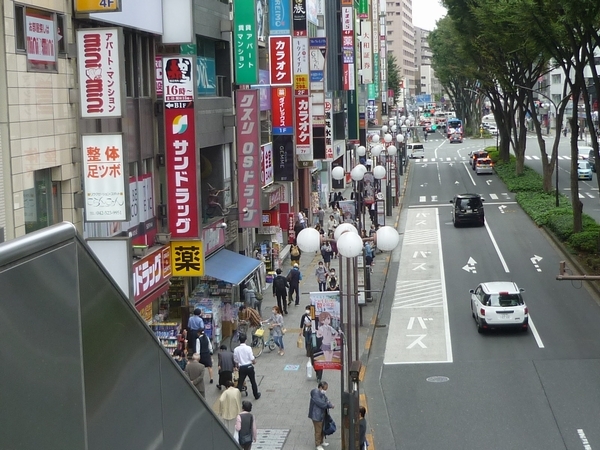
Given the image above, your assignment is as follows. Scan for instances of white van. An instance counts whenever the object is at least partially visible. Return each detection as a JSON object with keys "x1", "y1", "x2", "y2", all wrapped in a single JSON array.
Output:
[{"x1": 407, "y1": 143, "x2": 425, "y2": 159}]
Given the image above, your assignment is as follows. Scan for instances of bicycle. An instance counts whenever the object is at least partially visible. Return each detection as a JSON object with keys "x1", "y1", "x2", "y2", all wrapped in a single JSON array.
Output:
[{"x1": 226, "y1": 320, "x2": 250, "y2": 352}]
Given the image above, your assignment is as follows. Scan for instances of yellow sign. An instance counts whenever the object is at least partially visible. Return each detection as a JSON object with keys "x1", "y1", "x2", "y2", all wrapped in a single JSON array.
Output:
[
  {"x1": 294, "y1": 74, "x2": 309, "y2": 91},
  {"x1": 170, "y1": 240, "x2": 204, "y2": 277},
  {"x1": 75, "y1": 0, "x2": 121, "y2": 13}
]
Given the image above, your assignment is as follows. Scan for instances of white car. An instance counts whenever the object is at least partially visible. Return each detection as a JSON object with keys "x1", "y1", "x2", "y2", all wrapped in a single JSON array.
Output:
[
  {"x1": 470, "y1": 281, "x2": 528, "y2": 333},
  {"x1": 487, "y1": 125, "x2": 499, "y2": 136}
]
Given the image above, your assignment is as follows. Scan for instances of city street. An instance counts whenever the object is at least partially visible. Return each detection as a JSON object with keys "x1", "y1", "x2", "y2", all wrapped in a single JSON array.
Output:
[{"x1": 365, "y1": 135, "x2": 600, "y2": 449}]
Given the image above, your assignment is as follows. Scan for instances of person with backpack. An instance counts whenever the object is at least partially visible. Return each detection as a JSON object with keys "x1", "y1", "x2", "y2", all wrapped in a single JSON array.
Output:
[
  {"x1": 272, "y1": 268, "x2": 289, "y2": 314},
  {"x1": 235, "y1": 400, "x2": 257, "y2": 449},
  {"x1": 287, "y1": 263, "x2": 302, "y2": 306},
  {"x1": 290, "y1": 243, "x2": 301, "y2": 264},
  {"x1": 308, "y1": 381, "x2": 334, "y2": 450}
]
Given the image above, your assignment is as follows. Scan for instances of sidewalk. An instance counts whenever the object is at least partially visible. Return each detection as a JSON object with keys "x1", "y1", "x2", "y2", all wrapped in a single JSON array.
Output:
[{"x1": 205, "y1": 184, "x2": 406, "y2": 450}]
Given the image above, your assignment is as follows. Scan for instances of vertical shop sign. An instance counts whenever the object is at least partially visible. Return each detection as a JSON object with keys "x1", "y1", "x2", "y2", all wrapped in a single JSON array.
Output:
[
  {"x1": 269, "y1": 0, "x2": 291, "y2": 35},
  {"x1": 341, "y1": 6, "x2": 355, "y2": 91},
  {"x1": 132, "y1": 247, "x2": 172, "y2": 304},
  {"x1": 261, "y1": 143, "x2": 274, "y2": 187},
  {"x1": 295, "y1": 96, "x2": 312, "y2": 156},
  {"x1": 273, "y1": 134, "x2": 295, "y2": 181},
  {"x1": 170, "y1": 241, "x2": 204, "y2": 277},
  {"x1": 324, "y1": 98, "x2": 333, "y2": 160},
  {"x1": 236, "y1": 90, "x2": 262, "y2": 227},
  {"x1": 155, "y1": 57, "x2": 163, "y2": 97},
  {"x1": 269, "y1": 36, "x2": 293, "y2": 86},
  {"x1": 233, "y1": 0, "x2": 258, "y2": 85},
  {"x1": 271, "y1": 87, "x2": 293, "y2": 134},
  {"x1": 293, "y1": 37, "x2": 309, "y2": 91},
  {"x1": 309, "y1": 37, "x2": 326, "y2": 86},
  {"x1": 357, "y1": 0, "x2": 368, "y2": 18},
  {"x1": 82, "y1": 134, "x2": 128, "y2": 221},
  {"x1": 292, "y1": 0, "x2": 307, "y2": 36},
  {"x1": 77, "y1": 28, "x2": 122, "y2": 117},
  {"x1": 163, "y1": 56, "x2": 200, "y2": 239},
  {"x1": 360, "y1": 21, "x2": 373, "y2": 84},
  {"x1": 25, "y1": 8, "x2": 57, "y2": 72}
]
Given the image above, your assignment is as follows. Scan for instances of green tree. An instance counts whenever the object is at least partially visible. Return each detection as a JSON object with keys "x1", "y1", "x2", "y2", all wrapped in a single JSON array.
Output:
[{"x1": 387, "y1": 53, "x2": 401, "y2": 99}]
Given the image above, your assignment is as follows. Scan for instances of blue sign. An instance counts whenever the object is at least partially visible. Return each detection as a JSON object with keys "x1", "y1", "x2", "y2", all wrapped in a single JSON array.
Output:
[
  {"x1": 310, "y1": 71, "x2": 324, "y2": 82},
  {"x1": 269, "y1": 0, "x2": 291, "y2": 35},
  {"x1": 415, "y1": 94, "x2": 432, "y2": 104},
  {"x1": 309, "y1": 37, "x2": 326, "y2": 47},
  {"x1": 273, "y1": 126, "x2": 294, "y2": 135}
]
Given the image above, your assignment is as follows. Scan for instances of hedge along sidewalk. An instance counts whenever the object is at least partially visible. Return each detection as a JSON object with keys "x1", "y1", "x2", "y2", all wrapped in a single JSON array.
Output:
[{"x1": 487, "y1": 146, "x2": 600, "y2": 270}]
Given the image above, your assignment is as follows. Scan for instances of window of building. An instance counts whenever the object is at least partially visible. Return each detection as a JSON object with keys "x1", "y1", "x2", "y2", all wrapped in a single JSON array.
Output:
[
  {"x1": 197, "y1": 37, "x2": 217, "y2": 97},
  {"x1": 14, "y1": 4, "x2": 61, "y2": 72},
  {"x1": 24, "y1": 170, "x2": 62, "y2": 234},
  {"x1": 551, "y1": 73, "x2": 561, "y2": 85},
  {"x1": 123, "y1": 33, "x2": 153, "y2": 98}
]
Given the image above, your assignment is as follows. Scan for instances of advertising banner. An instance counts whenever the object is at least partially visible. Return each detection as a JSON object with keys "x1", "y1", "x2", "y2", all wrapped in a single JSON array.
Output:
[
  {"x1": 163, "y1": 55, "x2": 199, "y2": 239},
  {"x1": 82, "y1": 134, "x2": 127, "y2": 222},
  {"x1": 269, "y1": 36, "x2": 293, "y2": 86},
  {"x1": 273, "y1": 134, "x2": 295, "y2": 181},
  {"x1": 261, "y1": 143, "x2": 274, "y2": 187},
  {"x1": 75, "y1": 0, "x2": 121, "y2": 12},
  {"x1": 341, "y1": 6, "x2": 355, "y2": 91},
  {"x1": 306, "y1": 0, "x2": 318, "y2": 25},
  {"x1": 269, "y1": 0, "x2": 291, "y2": 35},
  {"x1": 155, "y1": 57, "x2": 163, "y2": 97},
  {"x1": 293, "y1": 37, "x2": 309, "y2": 91},
  {"x1": 171, "y1": 240, "x2": 204, "y2": 277},
  {"x1": 360, "y1": 21, "x2": 373, "y2": 84},
  {"x1": 339, "y1": 200, "x2": 356, "y2": 222},
  {"x1": 236, "y1": 90, "x2": 262, "y2": 227},
  {"x1": 309, "y1": 37, "x2": 326, "y2": 87},
  {"x1": 252, "y1": 69, "x2": 271, "y2": 111},
  {"x1": 77, "y1": 28, "x2": 122, "y2": 117},
  {"x1": 292, "y1": 0, "x2": 307, "y2": 36},
  {"x1": 272, "y1": 86, "x2": 293, "y2": 135},
  {"x1": 310, "y1": 291, "x2": 342, "y2": 371},
  {"x1": 26, "y1": 8, "x2": 57, "y2": 72},
  {"x1": 233, "y1": 0, "x2": 258, "y2": 85},
  {"x1": 295, "y1": 96, "x2": 312, "y2": 156},
  {"x1": 357, "y1": 0, "x2": 368, "y2": 18},
  {"x1": 324, "y1": 98, "x2": 333, "y2": 160},
  {"x1": 133, "y1": 246, "x2": 172, "y2": 305}
]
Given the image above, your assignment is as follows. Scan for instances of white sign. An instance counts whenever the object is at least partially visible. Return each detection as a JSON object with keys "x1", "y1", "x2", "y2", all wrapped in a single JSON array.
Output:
[
  {"x1": 77, "y1": 29, "x2": 122, "y2": 117},
  {"x1": 360, "y1": 21, "x2": 373, "y2": 84},
  {"x1": 82, "y1": 134, "x2": 127, "y2": 221},
  {"x1": 25, "y1": 11, "x2": 56, "y2": 64},
  {"x1": 163, "y1": 56, "x2": 195, "y2": 103},
  {"x1": 293, "y1": 37, "x2": 309, "y2": 77}
]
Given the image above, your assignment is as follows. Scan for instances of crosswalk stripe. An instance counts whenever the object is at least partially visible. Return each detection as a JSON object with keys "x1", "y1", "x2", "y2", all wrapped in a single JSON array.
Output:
[
  {"x1": 586, "y1": 192, "x2": 594, "y2": 198},
  {"x1": 489, "y1": 193, "x2": 498, "y2": 199},
  {"x1": 579, "y1": 193, "x2": 585, "y2": 198},
  {"x1": 419, "y1": 196, "x2": 426, "y2": 202}
]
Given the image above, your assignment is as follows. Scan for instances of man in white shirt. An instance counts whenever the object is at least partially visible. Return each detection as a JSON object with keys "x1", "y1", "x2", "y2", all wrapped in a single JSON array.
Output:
[{"x1": 233, "y1": 333, "x2": 261, "y2": 400}]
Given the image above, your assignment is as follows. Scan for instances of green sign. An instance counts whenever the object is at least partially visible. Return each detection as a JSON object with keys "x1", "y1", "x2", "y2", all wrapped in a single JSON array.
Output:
[
  {"x1": 367, "y1": 83, "x2": 376, "y2": 100},
  {"x1": 357, "y1": 0, "x2": 368, "y2": 18},
  {"x1": 432, "y1": 124, "x2": 437, "y2": 130},
  {"x1": 373, "y1": 56, "x2": 380, "y2": 98},
  {"x1": 180, "y1": 44, "x2": 196, "y2": 55},
  {"x1": 233, "y1": 0, "x2": 258, "y2": 85}
]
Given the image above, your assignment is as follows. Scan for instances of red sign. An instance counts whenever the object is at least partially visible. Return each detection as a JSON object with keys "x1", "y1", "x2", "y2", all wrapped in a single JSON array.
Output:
[
  {"x1": 269, "y1": 36, "x2": 293, "y2": 86},
  {"x1": 267, "y1": 184, "x2": 285, "y2": 209},
  {"x1": 202, "y1": 222, "x2": 226, "y2": 257},
  {"x1": 165, "y1": 107, "x2": 200, "y2": 238},
  {"x1": 262, "y1": 210, "x2": 280, "y2": 226},
  {"x1": 294, "y1": 95, "x2": 311, "y2": 147},
  {"x1": 133, "y1": 246, "x2": 172, "y2": 307},
  {"x1": 272, "y1": 87, "x2": 293, "y2": 132},
  {"x1": 236, "y1": 90, "x2": 262, "y2": 228}
]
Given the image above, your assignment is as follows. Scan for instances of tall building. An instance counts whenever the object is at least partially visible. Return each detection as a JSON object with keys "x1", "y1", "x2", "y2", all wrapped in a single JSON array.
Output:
[
  {"x1": 414, "y1": 26, "x2": 441, "y2": 99},
  {"x1": 414, "y1": 26, "x2": 432, "y2": 68},
  {"x1": 385, "y1": 0, "x2": 416, "y2": 95}
]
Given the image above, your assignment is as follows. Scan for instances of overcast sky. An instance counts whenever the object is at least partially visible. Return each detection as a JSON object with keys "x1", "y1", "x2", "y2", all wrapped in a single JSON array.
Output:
[{"x1": 412, "y1": 0, "x2": 447, "y2": 31}]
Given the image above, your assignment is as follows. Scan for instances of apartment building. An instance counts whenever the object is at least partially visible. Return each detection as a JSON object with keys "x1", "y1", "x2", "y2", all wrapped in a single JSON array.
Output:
[{"x1": 385, "y1": 0, "x2": 416, "y2": 95}]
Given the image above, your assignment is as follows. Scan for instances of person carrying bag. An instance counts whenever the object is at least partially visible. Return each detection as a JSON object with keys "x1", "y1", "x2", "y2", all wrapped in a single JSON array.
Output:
[{"x1": 236, "y1": 400, "x2": 257, "y2": 449}]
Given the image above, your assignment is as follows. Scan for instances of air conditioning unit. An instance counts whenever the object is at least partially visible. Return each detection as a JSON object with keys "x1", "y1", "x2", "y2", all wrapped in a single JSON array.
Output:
[
  {"x1": 155, "y1": 232, "x2": 171, "y2": 245},
  {"x1": 132, "y1": 245, "x2": 149, "y2": 258}
]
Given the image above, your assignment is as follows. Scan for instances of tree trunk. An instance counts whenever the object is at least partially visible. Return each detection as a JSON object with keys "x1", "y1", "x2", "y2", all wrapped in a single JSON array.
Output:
[{"x1": 570, "y1": 114, "x2": 583, "y2": 233}]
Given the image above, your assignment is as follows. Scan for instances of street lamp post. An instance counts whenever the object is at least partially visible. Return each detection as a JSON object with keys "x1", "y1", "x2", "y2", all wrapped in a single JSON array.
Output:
[{"x1": 296, "y1": 224, "x2": 399, "y2": 450}]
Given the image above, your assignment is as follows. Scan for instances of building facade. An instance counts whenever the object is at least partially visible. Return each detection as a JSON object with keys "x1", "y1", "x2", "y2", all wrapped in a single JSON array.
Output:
[{"x1": 384, "y1": 0, "x2": 415, "y2": 95}]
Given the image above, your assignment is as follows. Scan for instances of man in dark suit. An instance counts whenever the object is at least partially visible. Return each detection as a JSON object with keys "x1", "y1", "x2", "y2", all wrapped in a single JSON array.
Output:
[{"x1": 272, "y1": 268, "x2": 289, "y2": 314}]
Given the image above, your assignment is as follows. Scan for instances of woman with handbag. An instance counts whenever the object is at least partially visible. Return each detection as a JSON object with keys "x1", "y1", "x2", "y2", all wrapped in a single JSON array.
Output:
[
  {"x1": 235, "y1": 400, "x2": 257, "y2": 449},
  {"x1": 266, "y1": 306, "x2": 285, "y2": 356}
]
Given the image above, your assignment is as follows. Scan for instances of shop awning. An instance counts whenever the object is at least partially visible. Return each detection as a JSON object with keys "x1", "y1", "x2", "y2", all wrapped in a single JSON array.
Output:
[{"x1": 204, "y1": 249, "x2": 262, "y2": 285}]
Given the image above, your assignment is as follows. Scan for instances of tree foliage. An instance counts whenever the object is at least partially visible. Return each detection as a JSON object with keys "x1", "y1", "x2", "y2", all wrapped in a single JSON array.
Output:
[{"x1": 387, "y1": 54, "x2": 401, "y2": 100}]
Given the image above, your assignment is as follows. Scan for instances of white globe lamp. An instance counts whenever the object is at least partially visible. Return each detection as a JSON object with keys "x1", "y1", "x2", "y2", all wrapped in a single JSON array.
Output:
[
  {"x1": 396, "y1": 134, "x2": 404, "y2": 143},
  {"x1": 384, "y1": 133, "x2": 393, "y2": 143},
  {"x1": 356, "y1": 145, "x2": 366, "y2": 157},
  {"x1": 375, "y1": 226, "x2": 400, "y2": 251},
  {"x1": 371, "y1": 145, "x2": 383, "y2": 157},
  {"x1": 381, "y1": 125, "x2": 389, "y2": 133},
  {"x1": 391, "y1": 125, "x2": 397, "y2": 133},
  {"x1": 371, "y1": 134, "x2": 380, "y2": 143},
  {"x1": 296, "y1": 227, "x2": 321, "y2": 252},
  {"x1": 373, "y1": 165, "x2": 386, "y2": 179},
  {"x1": 337, "y1": 232, "x2": 364, "y2": 258},
  {"x1": 351, "y1": 165, "x2": 366, "y2": 181},
  {"x1": 405, "y1": 119, "x2": 411, "y2": 126},
  {"x1": 334, "y1": 223, "x2": 358, "y2": 240},
  {"x1": 387, "y1": 145, "x2": 397, "y2": 156},
  {"x1": 331, "y1": 166, "x2": 345, "y2": 180}
]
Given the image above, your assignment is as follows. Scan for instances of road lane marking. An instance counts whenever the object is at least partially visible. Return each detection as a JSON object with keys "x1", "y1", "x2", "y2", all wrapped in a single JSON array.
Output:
[
  {"x1": 489, "y1": 193, "x2": 498, "y2": 200},
  {"x1": 409, "y1": 201, "x2": 518, "y2": 209},
  {"x1": 484, "y1": 220, "x2": 510, "y2": 273},
  {"x1": 577, "y1": 429, "x2": 591, "y2": 450},
  {"x1": 528, "y1": 316, "x2": 544, "y2": 348},
  {"x1": 464, "y1": 162, "x2": 477, "y2": 185}
]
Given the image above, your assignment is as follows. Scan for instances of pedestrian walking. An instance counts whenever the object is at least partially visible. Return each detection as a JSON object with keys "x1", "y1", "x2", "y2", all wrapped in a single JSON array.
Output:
[
  {"x1": 326, "y1": 268, "x2": 339, "y2": 291},
  {"x1": 235, "y1": 400, "x2": 257, "y2": 449},
  {"x1": 315, "y1": 261, "x2": 329, "y2": 292},
  {"x1": 317, "y1": 207, "x2": 325, "y2": 227},
  {"x1": 187, "y1": 308, "x2": 205, "y2": 355},
  {"x1": 212, "y1": 380, "x2": 242, "y2": 433},
  {"x1": 329, "y1": 232, "x2": 338, "y2": 259},
  {"x1": 184, "y1": 353, "x2": 206, "y2": 397},
  {"x1": 266, "y1": 306, "x2": 285, "y2": 355},
  {"x1": 195, "y1": 329, "x2": 214, "y2": 384},
  {"x1": 272, "y1": 268, "x2": 289, "y2": 314},
  {"x1": 217, "y1": 344, "x2": 235, "y2": 389},
  {"x1": 290, "y1": 243, "x2": 301, "y2": 265},
  {"x1": 287, "y1": 263, "x2": 302, "y2": 306},
  {"x1": 299, "y1": 306, "x2": 313, "y2": 357},
  {"x1": 308, "y1": 381, "x2": 334, "y2": 450},
  {"x1": 321, "y1": 242, "x2": 333, "y2": 270},
  {"x1": 327, "y1": 214, "x2": 338, "y2": 234},
  {"x1": 359, "y1": 406, "x2": 368, "y2": 450},
  {"x1": 238, "y1": 305, "x2": 263, "y2": 328},
  {"x1": 233, "y1": 334, "x2": 261, "y2": 400},
  {"x1": 173, "y1": 348, "x2": 187, "y2": 371},
  {"x1": 364, "y1": 241, "x2": 374, "y2": 272},
  {"x1": 332, "y1": 206, "x2": 341, "y2": 224}
]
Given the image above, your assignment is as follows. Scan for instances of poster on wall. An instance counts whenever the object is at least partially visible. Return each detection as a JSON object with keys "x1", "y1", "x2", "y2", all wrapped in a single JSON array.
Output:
[
  {"x1": 310, "y1": 291, "x2": 342, "y2": 371},
  {"x1": 26, "y1": 8, "x2": 57, "y2": 72}
]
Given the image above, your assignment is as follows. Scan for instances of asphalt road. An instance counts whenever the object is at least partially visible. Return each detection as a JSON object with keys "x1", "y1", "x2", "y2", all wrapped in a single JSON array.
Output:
[{"x1": 366, "y1": 136, "x2": 600, "y2": 450}]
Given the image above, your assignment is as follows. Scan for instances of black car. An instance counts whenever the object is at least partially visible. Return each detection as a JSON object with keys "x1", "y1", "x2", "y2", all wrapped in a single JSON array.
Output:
[
  {"x1": 469, "y1": 150, "x2": 489, "y2": 169},
  {"x1": 450, "y1": 194, "x2": 485, "y2": 227}
]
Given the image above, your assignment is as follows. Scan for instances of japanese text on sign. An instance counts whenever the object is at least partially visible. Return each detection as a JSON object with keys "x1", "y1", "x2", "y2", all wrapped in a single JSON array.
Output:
[
  {"x1": 171, "y1": 241, "x2": 204, "y2": 277},
  {"x1": 269, "y1": 36, "x2": 293, "y2": 86},
  {"x1": 133, "y1": 247, "x2": 172, "y2": 302}
]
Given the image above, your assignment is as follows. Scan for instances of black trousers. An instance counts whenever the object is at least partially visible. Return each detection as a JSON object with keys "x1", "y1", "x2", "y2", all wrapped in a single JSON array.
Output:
[
  {"x1": 238, "y1": 364, "x2": 259, "y2": 398},
  {"x1": 288, "y1": 284, "x2": 300, "y2": 304},
  {"x1": 275, "y1": 290, "x2": 288, "y2": 313}
]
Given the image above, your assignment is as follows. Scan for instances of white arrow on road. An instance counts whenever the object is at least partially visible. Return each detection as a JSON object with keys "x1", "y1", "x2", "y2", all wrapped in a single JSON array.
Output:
[
  {"x1": 455, "y1": 181, "x2": 460, "y2": 185},
  {"x1": 498, "y1": 205, "x2": 507, "y2": 214},
  {"x1": 530, "y1": 255, "x2": 543, "y2": 272},
  {"x1": 486, "y1": 180, "x2": 492, "y2": 185},
  {"x1": 462, "y1": 257, "x2": 477, "y2": 273}
]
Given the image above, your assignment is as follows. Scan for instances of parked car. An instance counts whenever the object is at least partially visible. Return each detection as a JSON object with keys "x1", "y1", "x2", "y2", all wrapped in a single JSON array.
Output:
[
  {"x1": 475, "y1": 157, "x2": 494, "y2": 175},
  {"x1": 470, "y1": 281, "x2": 528, "y2": 333},
  {"x1": 588, "y1": 148, "x2": 596, "y2": 172},
  {"x1": 450, "y1": 193, "x2": 485, "y2": 227},
  {"x1": 469, "y1": 150, "x2": 489, "y2": 169},
  {"x1": 577, "y1": 160, "x2": 593, "y2": 180}
]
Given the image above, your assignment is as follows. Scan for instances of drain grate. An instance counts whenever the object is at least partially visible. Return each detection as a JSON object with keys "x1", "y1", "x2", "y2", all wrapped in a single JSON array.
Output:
[
  {"x1": 253, "y1": 429, "x2": 290, "y2": 450},
  {"x1": 426, "y1": 376, "x2": 449, "y2": 383}
]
